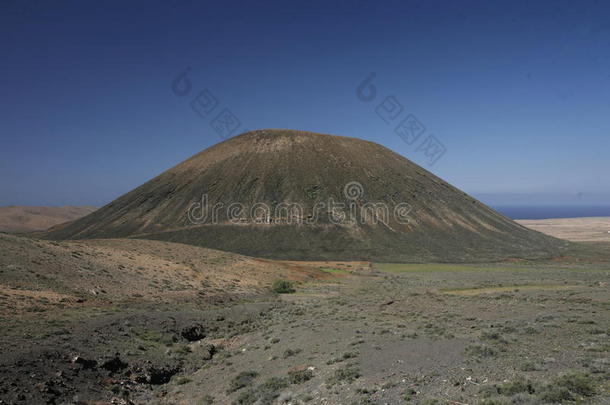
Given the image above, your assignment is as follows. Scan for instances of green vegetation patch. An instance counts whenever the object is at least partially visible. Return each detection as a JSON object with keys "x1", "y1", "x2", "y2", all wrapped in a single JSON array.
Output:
[
  {"x1": 480, "y1": 373, "x2": 599, "y2": 403},
  {"x1": 326, "y1": 364, "x2": 361, "y2": 387},
  {"x1": 320, "y1": 267, "x2": 350, "y2": 275},
  {"x1": 441, "y1": 284, "x2": 579, "y2": 296},
  {"x1": 271, "y1": 279, "x2": 296, "y2": 294},
  {"x1": 234, "y1": 376, "x2": 288, "y2": 405},
  {"x1": 376, "y1": 263, "x2": 519, "y2": 273},
  {"x1": 288, "y1": 369, "x2": 313, "y2": 384},
  {"x1": 227, "y1": 370, "x2": 259, "y2": 393}
]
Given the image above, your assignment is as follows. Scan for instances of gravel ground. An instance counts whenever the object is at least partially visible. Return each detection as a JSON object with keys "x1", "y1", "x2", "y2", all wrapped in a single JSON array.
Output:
[{"x1": 1, "y1": 251, "x2": 607, "y2": 405}]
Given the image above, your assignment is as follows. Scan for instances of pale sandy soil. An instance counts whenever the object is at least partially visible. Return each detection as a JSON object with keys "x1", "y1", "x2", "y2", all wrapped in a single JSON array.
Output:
[
  {"x1": 0, "y1": 205, "x2": 97, "y2": 233},
  {"x1": 517, "y1": 217, "x2": 610, "y2": 242}
]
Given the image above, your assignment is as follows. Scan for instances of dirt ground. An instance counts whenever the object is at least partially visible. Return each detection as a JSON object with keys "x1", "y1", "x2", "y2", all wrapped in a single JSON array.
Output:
[{"x1": 0, "y1": 234, "x2": 608, "y2": 404}]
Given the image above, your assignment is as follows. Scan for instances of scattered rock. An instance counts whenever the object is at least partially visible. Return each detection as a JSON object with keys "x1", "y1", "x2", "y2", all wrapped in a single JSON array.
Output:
[
  {"x1": 101, "y1": 355, "x2": 128, "y2": 374},
  {"x1": 71, "y1": 356, "x2": 96, "y2": 370},
  {"x1": 134, "y1": 365, "x2": 181, "y2": 385},
  {"x1": 201, "y1": 344, "x2": 216, "y2": 360}
]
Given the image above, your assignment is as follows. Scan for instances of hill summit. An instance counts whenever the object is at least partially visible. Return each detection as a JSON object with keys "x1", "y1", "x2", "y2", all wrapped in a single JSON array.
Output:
[{"x1": 45, "y1": 129, "x2": 567, "y2": 261}]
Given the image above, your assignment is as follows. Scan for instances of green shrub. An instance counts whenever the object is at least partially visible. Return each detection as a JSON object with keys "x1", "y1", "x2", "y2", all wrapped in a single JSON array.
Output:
[
  {"x1": 477, "y1": 399, "x2": 511, "y2": 405},
  {"x1": 257, "y1": 377, "x2": 288, "y2": 401},
  {"x1": 326, "y1": 365, "x2": 361, "y2": 386},
  {"x1": 199, "y1": 394, "x2": 214, "y2": 404},
  {"x1": 481, "y1": 331, "x2": 508, "y2": 344},
  {"x1": 519, "y1": 361, "x2": 540, "y2": 371},
  {"x1": 271, "y1": 279, "x2": 295, "y2": 294},
  {"x1": 176, "y1": 376, "x2": 192, "y2": 385},
  {"x1": 282, "y1": 348, "x2": 301, "y2": 358},
  {"x1": 227, "y1": 370, "x2": 259, "y2": 393},
  {"x1": 547, "y1": 373, "x2": 596, "y2": 397},
  {"x1": 465, "y1": 344, "x2": 497, "y2": 358},
  {"x1": 288, "y1": 369, "x2": 313, "y2": 384},
  {"x1": 234, "y1": 377, "x2": 288, "y2": 405},
  {"x1": 234, "y1": 389, "x2": 257, "y2": 405},
  {"x1": 532, "y1": 373, "x2": 597, "y2": 402},
  {"x1": 538, "y1": 386, "x2": 575, "y2": 403},
  {"x1": 479, "y1": 372, "x2": 598, "y2": 404},
  {"x1": 495, "y1": 376, "x2": 535, "y2": 396}
]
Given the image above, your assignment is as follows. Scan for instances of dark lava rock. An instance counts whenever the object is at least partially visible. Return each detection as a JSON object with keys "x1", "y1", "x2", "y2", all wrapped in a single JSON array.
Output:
[
  {"x1": 133, "y1": 365, "x2": 181, "y2": 385},
  {"x1": 101, "y1": 355, "x2": 129, "y2": 374},
  {"x1": 71, "y1": 355, "x2": 97, "y2": 370}
]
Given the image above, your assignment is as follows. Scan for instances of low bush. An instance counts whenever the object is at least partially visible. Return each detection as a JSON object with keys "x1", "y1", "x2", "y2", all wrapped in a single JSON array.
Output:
[
  {"x1": 271, "y1": 279, "x2": 295, "y2": 294},
  {"x1": 326, "y1": 364, "x2": 361, "y2": 387},
  {"x1": 227, "y1": 370, "x2": 259, "y2": 393},
  {"x1": 288, "y1": 369, "x2": 313, "y2": 384}
]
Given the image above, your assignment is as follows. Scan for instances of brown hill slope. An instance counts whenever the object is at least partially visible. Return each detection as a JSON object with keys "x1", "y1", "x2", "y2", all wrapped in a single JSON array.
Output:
[
  {"x1": 44, "y1": 129, "x2": 568, "y2": 262},
  {"x1": 0, "y1": 233, "x2": 332, "y2": 314},
  {"x1": 0, "y1": 206, "x2": 97, "y2": 233}
]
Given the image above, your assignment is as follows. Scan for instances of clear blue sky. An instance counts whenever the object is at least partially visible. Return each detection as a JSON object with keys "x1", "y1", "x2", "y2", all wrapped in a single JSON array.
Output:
[{"x1": 1, "y1": 0, "x2": 609, "y2": 207}]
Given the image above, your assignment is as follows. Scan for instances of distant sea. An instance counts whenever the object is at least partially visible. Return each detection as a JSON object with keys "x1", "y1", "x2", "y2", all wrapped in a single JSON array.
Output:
[{"x1": 491, "y1": 205, "x2": 610, "y2": 220}]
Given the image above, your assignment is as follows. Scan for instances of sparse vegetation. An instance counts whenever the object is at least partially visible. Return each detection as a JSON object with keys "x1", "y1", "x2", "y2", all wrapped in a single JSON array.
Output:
[
  {"x1": 282, "y1": 348, "x2": 301, "y2": 359},
  {"x1": 175, "y1": 376, "x2": 192, "y2": 385},
  {"x1": 326, "y1": 364, "x2": 361, "y2": 387},
  {"x1": 546, "y1": 373, "x2": 597, "y2": 398},
  {"x1": 228, "y1": 371, "x2": 259, "y2": 393},
  {"x1": 494, "y1": 376, "x2": 535, "y2": 396},
  {"x1": 0, "y1": 233, "x2": 608, "y2": 404},
  {"x1": 199, "y1": 394, "x2": 215, "y2": 404},
  {"x1": 481, "y1": 373, "x2": 598, "y2": 403},
  {"x1": 327, "y1": 350, "x2": 359, "y2": 364},
  {"x1": 288, "y1": 369, "x2": 313, "y2": 384},
  {"x1": 271, "y1": 279, "x2": 296, "y2": 294},
  {"x1": 481, "y1": 331, "x2": 508, "y2": 344},
  {"x1": 465, "y1": 344, "x2": 498, "y2": 358},
  {"x1": 234, "y1": 377, "x2": 288, "y2": 405}
]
